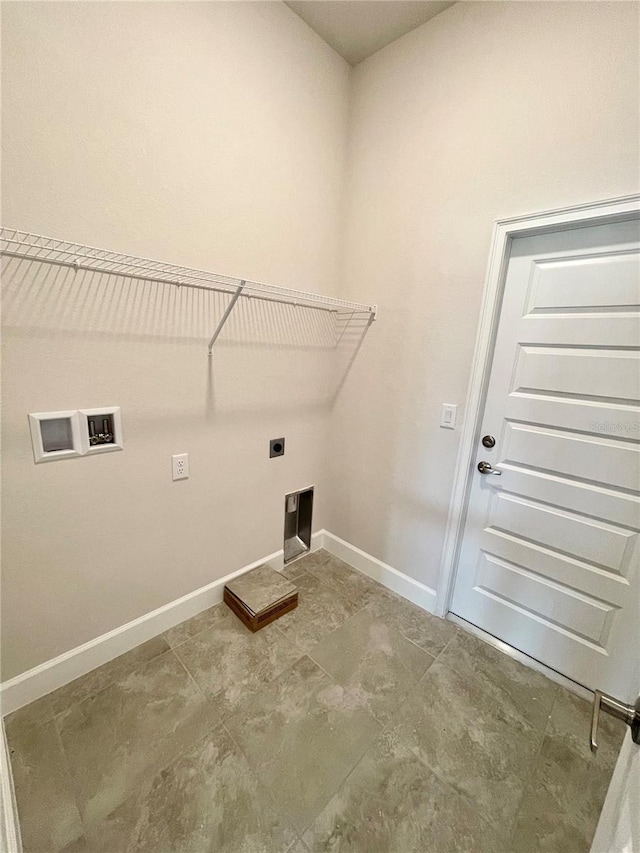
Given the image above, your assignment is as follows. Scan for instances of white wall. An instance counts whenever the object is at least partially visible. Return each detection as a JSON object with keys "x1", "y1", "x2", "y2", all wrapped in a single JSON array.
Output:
[
  {"x1": 1, "y1": 1, "x2": 350, "y2": 679},
  {"x1": 327, "y1": 1, "x2": 640, "y2": 589}
]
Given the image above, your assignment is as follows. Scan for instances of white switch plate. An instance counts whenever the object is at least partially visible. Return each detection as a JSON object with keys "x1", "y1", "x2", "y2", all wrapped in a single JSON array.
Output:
[
  {"x1": 440, "y1": 403, "x2": 457, "y2": 429},
  {"x1": 172, "y1": 453, "x2": 189, "y2": 481}
]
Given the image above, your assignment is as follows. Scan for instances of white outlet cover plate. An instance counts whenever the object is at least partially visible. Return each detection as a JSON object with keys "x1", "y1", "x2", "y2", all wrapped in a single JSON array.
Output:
[
  {"x1": 440, "y1": 403, "x2": 457, "y2": 429},
  {"x1": 172, "y1": 453, "x2": 189, "y2": 481}
]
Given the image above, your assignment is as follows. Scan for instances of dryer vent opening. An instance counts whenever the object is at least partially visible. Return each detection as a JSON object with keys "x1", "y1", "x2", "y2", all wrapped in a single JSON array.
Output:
[{"x1": 283, "y1": 487, "x2": 314, "y2": 564}]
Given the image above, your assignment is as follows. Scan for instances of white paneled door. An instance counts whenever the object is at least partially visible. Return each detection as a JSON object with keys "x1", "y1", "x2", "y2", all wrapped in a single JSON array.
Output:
[{"x1": 450, "y1": 218, "x2": 640, "y2": 701}]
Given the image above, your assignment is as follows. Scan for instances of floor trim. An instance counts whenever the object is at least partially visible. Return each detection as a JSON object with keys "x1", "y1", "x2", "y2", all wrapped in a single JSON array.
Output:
[
  {"x1": 322, "y1": 531, "x2": 438, "y2": 613},
  {"x1": 0, "y1": 533, "x2": 325, "y2": 716},
  {"x1": 446, "y1": 613, "x2": 593, "y2": 701},
  {"x1": 0, "y1": 719, "x2": 21, "y2": 853}
]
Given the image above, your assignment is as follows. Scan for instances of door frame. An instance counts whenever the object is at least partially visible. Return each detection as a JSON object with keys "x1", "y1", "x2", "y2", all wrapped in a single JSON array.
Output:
[{"x1": 435, "y1": 193, "x2": 640, "y2": 618}]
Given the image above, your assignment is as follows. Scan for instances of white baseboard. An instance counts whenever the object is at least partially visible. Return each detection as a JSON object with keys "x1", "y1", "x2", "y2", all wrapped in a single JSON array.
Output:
[
  {"x1": 1, "y1": 719, "x2": 21, "y2": 853},
  {"x1": 322, "y1": 531, "x2": 438, "y2": 614},
  {"x1": 0, "y1": 530, "x2": 437, "y2": 717},
  {"x1": 0, "y1": 533, "x2": 325, "y2": 717}
]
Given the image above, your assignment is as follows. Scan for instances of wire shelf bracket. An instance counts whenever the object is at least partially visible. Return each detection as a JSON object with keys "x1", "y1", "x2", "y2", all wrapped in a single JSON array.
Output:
[
  {"x1": 0, "y1": 228, "x2": 378, "y2": 354},
  {"x1": 207, "y1": 280, "x2": 246, "y2": 355}
]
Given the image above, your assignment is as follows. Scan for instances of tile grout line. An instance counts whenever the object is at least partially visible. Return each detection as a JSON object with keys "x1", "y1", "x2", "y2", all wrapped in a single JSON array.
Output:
[
  {"x1": 387, "y1": 725, "x2": 513, "y2": 845},
  {"x1": 270, "y1": 620, "x2": 308, "y2": 660},
  {"x1": 296, "y1": 714, "x2": 384, "y2": 841},
  {"x1": 310, "y1": 551, "x2": 456, "y2": 659},
  {"x1": 506, "y1": 687, "x2": 625, "y2": 849},
  {"x1": 222, "y1": 650, "x2": 382, "y2": 844},
  {"x1": 218, "y1": 646, "x2": 310, "y2": 731},
  {"x1": 285, "y1": 605, "x2": 361, "y2": 656},
  {"x1": 9, "y1": 643, "x2": 168, "y2": 745},
  {"x1": 75, "y1": 652, "x2": 234, "y2": 847},
  {"x1": 405, "y1": 622, "x2": 454, "y2": 663},
  {"x1": 81, "y1": 725, "x2": 229, "y2": 848},
  {"x1": 162, "y1": 604, "x2": 237, "y2": 653},
  {"x1": 61, "y1": 646, "x2": 221, "y2": 839},
  {"x1": 8, "y1": 639, "x2": 174, "y2": 734},
  {"x1": 377, "y1": 648, "x2": 548, "y2": 845},
  {"x1": 272, "y1": 570, "x2": 377, "y2": 654},
  {"x1": 505, "y1": 684, "x2": 561, "y2": 848},
  {"x1": 167, "y1": 638, "x2": 297, "y2": 744},
  {"x1": 304, "y1": 653, "x2": 345, "y2": 688},
  {"x1": 303, "y1": 554, "x2": 379, "y2": 610},
  {"x1": 50, "y1": 642, "x2": 176, "y2": 726},
  {"x1": 6, "y1": 641, "x2": 181, "y2": 845},
  {"x1": 272, "y1": 648, "x2": 386, "y2": 841},
  {"x1": 170, "y1": 608, "x2": 313, "y2": 732},
  {"x1": 306, "y1": 616, "x2": 436, "y2": 700},
  {"x1": 50, "y1": 711, "x2": 89, "y2": 847},
  {"x1": 169, "y1": 645, "x2": 217, "y2": 708},
  {"x1": 220, "y1": 720, "x2": 302, "y2": 846}
]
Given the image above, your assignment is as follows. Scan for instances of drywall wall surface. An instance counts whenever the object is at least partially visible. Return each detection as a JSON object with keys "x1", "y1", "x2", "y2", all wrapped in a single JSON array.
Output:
[
  {"x1": 1, "y1": 1, "x2": 350, "y2": 678},
  {"x1": 1, "y1": 1, "x2": 349, "y2": 293},
  {"x1": 327, "y1": 1, "x2": 640, "y2": 589}
]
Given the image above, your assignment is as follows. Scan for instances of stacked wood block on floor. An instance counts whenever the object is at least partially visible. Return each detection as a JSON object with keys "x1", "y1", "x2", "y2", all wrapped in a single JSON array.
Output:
[{"x1": 224, "y1": 564, "x2": 298, "y2": 632}]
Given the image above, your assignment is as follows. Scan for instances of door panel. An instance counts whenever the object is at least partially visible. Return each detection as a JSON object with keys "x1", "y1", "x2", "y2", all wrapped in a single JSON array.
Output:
[
  {"x1": 491, "y1": 467, "x2": 640, "y2": 530},
  {"x1": 505, "y1": 394, "x2": 637, "y2": 442},
  {"x1": 502, "y1": 422, "x2": 640, "y2": 492},
  {"x1": 451, "y1": 218, "x2": 640, "y2": 700},
  {"x1": 475, "y1": 552, "x2": 616, "y2": 646},
  {"x1": 513, "y1": 346, "x2": 639, "y2": 401},
  {"x1": 529, "y1": 251, "x2": 640, "y2": 311},
  {"x1": 487, "y1": 490, "x2": 635, "y2": 572},
  {"x1": 516, "y1": 316, "x2": 640, "y2": 348},
  {"x1": 480, "y1": 530, "x2": 628, "y2": 603}
]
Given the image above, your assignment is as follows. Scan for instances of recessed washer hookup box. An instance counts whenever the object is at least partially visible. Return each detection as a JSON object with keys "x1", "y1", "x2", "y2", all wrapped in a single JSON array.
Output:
[{"x1": 224, "y1": 565, "x2": 298, "y2": 632}]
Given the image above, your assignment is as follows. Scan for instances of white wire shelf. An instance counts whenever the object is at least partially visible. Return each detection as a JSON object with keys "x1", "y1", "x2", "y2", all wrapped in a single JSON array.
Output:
[{"x1": 0, "y1": 227, "x2": 377, "y2": 353}]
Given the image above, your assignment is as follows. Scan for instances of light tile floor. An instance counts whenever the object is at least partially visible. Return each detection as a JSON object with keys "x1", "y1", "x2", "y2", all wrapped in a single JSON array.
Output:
[{"x1": 5, "y1": 550, "x2": 625, "y2": 853}]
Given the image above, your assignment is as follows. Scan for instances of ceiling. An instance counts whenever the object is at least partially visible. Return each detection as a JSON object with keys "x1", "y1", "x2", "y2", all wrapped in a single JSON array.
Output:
[{"x1": 285, "y1": 1, "x2": 456, "y2": 66}]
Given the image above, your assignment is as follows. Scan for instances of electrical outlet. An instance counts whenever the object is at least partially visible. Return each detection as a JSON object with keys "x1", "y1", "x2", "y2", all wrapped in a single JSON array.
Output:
[{"x1": 172, "y1": 453, "x2": 189, "y2": 481}]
